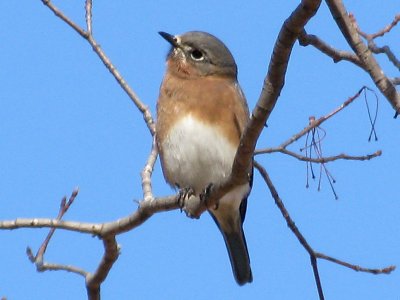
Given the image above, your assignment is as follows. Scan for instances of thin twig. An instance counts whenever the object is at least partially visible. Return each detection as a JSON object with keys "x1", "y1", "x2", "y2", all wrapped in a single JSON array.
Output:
[
  {"x1": 262, "y1": 86, "x2": 365, "y2": 155},
  {"x1": 27, "y1": 188, "x2": 79, "y2": 266},
  {"x1": 325, "y1": 0, "x2": 400, "y2": 114},
  {"x1": 369, "y1": 43, "x2": 400, "y2": 71},
  {"x1": 355, "y1": 13, "x2": 400, "y2": 40},
  {"x1": 141, "y1": 137, "x2": 158, "y2": 202},
  {"x1": 310, "y1": 256, "x2": 324, "y2": 300},
  {"x1": 256, "y1": 147, "x2": 381, "y2": 163},
  {"x1": 24, "y1": 189, "x2": 89, "y2": 287},
  {"x1": 41, "y1": 0, "x2": 156, "y2": 134},
  {"x1": 85, "y1": 0, "x2": 93, "y2": 35},
  {"x1": 316, "y1": 252, "x2": 395, "y2": 274},
  {"x1": 254, "y1": 160, "x2": 395, "y2": 300},
  {"x1": 350, "y1": 13, "x2": 400, "y2": 71},
  {"x1": 253, "y1": 160, "x2": 324, "y2": 299},
  {"x1": 41, "y1": 0, "x2": 87, "y2": 38},
  {"x1": 298, "y1": 29, "x2": 364, "y2": 68},
  {"x1": 37, "y1": 262, "x2": 88, "y2": 277}
]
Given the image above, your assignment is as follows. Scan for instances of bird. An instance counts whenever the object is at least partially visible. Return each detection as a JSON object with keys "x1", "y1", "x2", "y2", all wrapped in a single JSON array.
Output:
[{"x1": 156, "y1": 31, "x2": 253, "y2": 285}]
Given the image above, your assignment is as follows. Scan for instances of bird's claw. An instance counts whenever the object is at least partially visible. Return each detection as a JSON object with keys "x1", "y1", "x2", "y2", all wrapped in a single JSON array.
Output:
[
  {"x1": 177, "y1": 187, "x2": 201, "y2": 219},
  {"x1": 178, "y1": 187, "x2": 195, "y2": 211},
  {"x1": 200, "y1": 183, "x2": 219, "y2": 210}
]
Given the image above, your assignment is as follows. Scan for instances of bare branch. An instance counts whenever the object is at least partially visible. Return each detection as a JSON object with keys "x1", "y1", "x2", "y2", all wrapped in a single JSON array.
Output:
[
  {"x1": 23, "y1": 188, "x2": 90, "y2": 292},
  {"x1": 0, "y1": 218, "x2": 101, "y2": 234},
  {"x1": 42, "y1": 0, "x2": 156, "y2": 134},
  {"x1": 356, "y1": 14, "x2": 400, "y2": 40},
  {"x1": 256, "y1": 147, "x2": 381, "y2": 163},
  {"x1": 0, "y1": 195, "x2": 181, "y2": 235},
  {"x1": 85, "y1": 0, "x2": 93, "y2": 35},
  {"x1": 325, "y1": 0, "x2": 400, "y2": 114},
  {"x1": 86, "y1": 236, "x2": 119, "y2": 300},
  {"x1": 234, "y1": 0, "x2": 322, "y2": 180},
  {"x1": 41, "y1": 0, "x2": 87, "y2": 38},
  {"x1": 255, "y1": 87, "x2": 382, "y2": 162},
  {"x1": 1, "y1": 191, "x2": 180, "y2": 299},
  {"x1": 254, "y1": 160, "x2": 324, "y2": 299},
  {"x1": 101, "y1": 195, "x2": 181, "y2": 236},
  {"x1": 27, "y1": 188, "x2": 79, "y2": 266},
  {"x1": 310, "y1": 256, "x2": 324, "y2": 300},
  {"x1": 368, "y1": 44, "x2": 400, "y2": 71},
  {"x1": 36, "y1": 261, "x2": 88, "y2": 277},
  {"x1": 254, "y1": 160, "x2": 396, "y2": 300},
  {"x1": 282, "y1": 86, "x2": 364, "y2": 150},
  {"x1": 316, "y1": 252, "x2": 396, "y2": 275},
  {"x1": 298, "y1": 29, "x2": 363, "y2": 67},
  {"x1": 141, "y1": 137, "x2": 158, "y2": 202},
  {"x1": 350, "y1": 13, "x2": 400, "y2": 71}
]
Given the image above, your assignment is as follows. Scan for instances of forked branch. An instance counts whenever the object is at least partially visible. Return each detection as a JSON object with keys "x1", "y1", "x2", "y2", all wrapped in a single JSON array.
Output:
[{"x1": 254, "y1": 161, "x2": 395, "y2": 300}]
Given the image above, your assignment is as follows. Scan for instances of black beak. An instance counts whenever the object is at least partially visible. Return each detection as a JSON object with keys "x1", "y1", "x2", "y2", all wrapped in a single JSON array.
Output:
[{"x1": 158, "y1": 31, "x2": 179, "y2": 48}]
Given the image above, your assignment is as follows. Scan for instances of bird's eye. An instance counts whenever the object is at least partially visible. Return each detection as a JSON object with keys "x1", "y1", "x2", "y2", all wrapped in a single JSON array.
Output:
[{"x1": 190, "y1": 49, "x2": 204, "y2": 61}]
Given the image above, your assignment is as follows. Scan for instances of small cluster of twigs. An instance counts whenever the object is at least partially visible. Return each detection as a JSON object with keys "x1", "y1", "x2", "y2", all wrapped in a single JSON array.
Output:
[
  {"x1": 350, "y1": 13, "x2": 400, "y2": 74},
  {"x1": 299, "y1": 3, "x2": 400, "y2": 117},
  {"x1": 256, "y1": 86, "x2": 381, "y2": 199}
]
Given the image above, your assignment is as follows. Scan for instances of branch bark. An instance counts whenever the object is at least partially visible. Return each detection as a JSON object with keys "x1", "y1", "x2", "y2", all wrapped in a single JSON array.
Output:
[
  {"x1": 325, "y1": 0, "x2": 400, "y2": 114},
  {"x1": 298, "y1": 29, "x2": 364, "y2": 67}
]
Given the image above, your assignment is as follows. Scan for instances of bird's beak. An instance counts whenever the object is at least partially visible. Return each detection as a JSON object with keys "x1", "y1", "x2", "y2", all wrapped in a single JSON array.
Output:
[{"x1": 158, "y1": 31, "x2": 180, "y2": 48}]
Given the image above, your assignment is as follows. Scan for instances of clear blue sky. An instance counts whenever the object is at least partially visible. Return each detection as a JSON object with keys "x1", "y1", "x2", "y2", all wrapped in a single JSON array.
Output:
[{"x1": 1, "y1": 1, "x2": 399, "y2": 299}]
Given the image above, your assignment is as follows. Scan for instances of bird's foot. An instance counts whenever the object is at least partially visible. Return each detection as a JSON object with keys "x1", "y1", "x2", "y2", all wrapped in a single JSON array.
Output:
[
  {"x1": 177, "y1": 187, "x2": 202, "y2": 219},
  {"x1": 178, "y1": 187, "x2": 195, "y2": 210},
  {"x1": 200, "y1": 183, "x2": 219, "y2": 210}
]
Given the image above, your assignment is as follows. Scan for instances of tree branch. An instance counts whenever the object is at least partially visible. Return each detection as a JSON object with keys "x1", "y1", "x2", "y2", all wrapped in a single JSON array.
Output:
[
  {"x1": 257, "y1": 147, "x2": 381, "y2": 163},
  {"x1": 234, "y1": 0, "x2": 322, "y2": 181},
  {"x1": 254, "y1": 161, "x2": 396, "y2": 300},
  {"x1": 325, "y1": 0, "x2": 400, "y2": 114},
  {"x1": 41, "y1": 0, "x2": 156, "y2": 134},
  {"x1": 141, "y1": 137, "x2": 158, "y2": 202},
  {"x1": 298, "y1": 29, "x2": 364, "y2": 67},
  {"x1": 255, "y1": 87, "x2": 382, "y2": 163},
  {"x1": 316, "y1": 252, "x2": 395, "y2": 274},
  {"x1": 355, "y1": 13, "x2": 400, "y2": 40},
  {"x1": 86, "y1": 236, "x2": 119, "y2": 300},
  {"x1": 0, "y1": 195, "x2": 181, "y2": 235},
  {"x1": 350, "y1": 13, "x2": 400, "y2": 71}
]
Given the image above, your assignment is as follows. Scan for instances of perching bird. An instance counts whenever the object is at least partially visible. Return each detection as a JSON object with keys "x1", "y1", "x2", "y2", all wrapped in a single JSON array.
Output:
[{"x1": 156, "y1": 31, "x2": 252, "y2": 285}]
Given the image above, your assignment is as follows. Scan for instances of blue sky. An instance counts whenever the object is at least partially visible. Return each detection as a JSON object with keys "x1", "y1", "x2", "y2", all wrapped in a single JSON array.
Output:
[{"x1": 1, "y1": 1, "x2": 399, "y2": 299}]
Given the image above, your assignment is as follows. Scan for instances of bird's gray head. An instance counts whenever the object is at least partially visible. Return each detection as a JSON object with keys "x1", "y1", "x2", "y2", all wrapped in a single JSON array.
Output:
[{"x1": 159, "y1": 31, "x2": 237, "y2": 78}]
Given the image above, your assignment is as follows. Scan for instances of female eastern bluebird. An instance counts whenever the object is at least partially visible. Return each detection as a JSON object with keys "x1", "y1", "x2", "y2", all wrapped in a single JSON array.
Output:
[{"x1": 156, "y1": 31, "x2": 253, "y2": 285}]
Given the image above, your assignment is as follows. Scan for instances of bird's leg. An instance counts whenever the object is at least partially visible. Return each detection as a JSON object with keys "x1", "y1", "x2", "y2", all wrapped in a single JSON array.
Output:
[{"x1": 200, "y1": 183, "x2": 218, "y2": 210}]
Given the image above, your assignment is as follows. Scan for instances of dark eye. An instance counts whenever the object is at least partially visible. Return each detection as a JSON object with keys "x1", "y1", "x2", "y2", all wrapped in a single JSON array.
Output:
[{"x1": 190, "y1": 49, "x2": 204, "y2": 61}]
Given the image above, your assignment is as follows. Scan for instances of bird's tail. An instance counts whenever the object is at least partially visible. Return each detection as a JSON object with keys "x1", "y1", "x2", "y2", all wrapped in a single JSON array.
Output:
[{"x1": 221, "y1": 225, "x2": 253, "y2": 285}]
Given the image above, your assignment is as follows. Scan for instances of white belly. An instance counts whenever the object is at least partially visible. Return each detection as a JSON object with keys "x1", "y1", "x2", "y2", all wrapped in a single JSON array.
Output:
[{"x1": 161, "y1": 115, "x2": 237, "y2": 194}]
